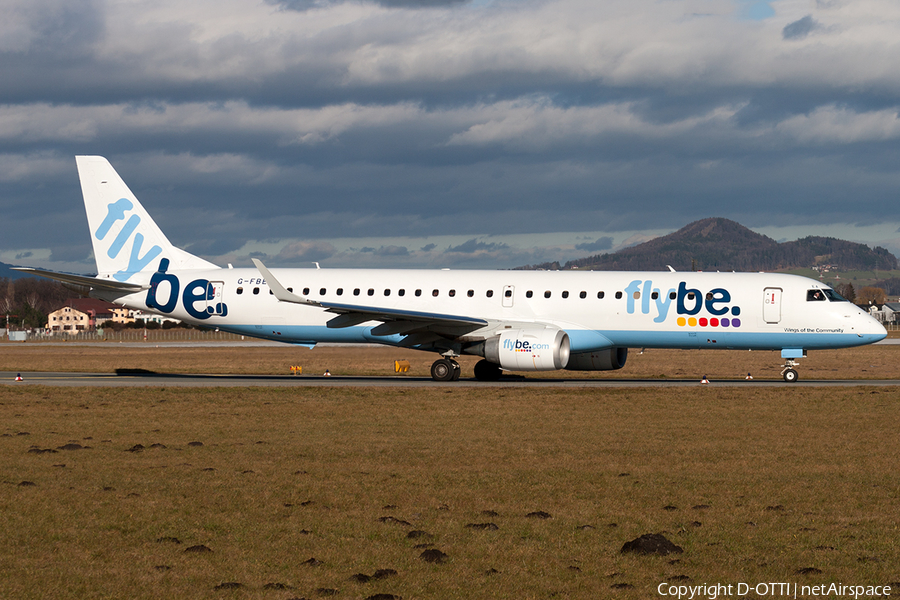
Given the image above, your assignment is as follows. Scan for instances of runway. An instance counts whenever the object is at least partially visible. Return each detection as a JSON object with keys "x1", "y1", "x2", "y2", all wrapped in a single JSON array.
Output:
[{"x1": 2, "y1": 371, "x2": 898, "y2": 387}]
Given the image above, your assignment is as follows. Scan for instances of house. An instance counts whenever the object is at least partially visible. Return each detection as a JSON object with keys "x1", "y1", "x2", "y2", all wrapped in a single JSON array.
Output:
[
  {"x1": 882, "y1": 302, "x2": 900, "y2": 324},
  {"x1": 110, "y1": 306, "x2": 137, "y2": 324},
  {"x1": 867, "y1": 302, "x2": 900, "y2": 324},
  {"x1": 46, "y1": 298, "x2": 115, "y2": 334}
]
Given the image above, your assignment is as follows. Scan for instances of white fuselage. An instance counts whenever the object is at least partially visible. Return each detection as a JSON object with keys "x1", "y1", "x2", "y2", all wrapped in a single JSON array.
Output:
[{"x1": 100, "y1": 267, "x2": 886, "y2": 354}]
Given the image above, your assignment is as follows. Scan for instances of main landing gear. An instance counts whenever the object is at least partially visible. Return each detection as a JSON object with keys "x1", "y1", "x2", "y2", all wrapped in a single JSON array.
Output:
[
  {"x1": 431, "y1": 358, "x2": 461, "y2": 382},
  {"x1": 473, "y1": 359, "x2": 502, "y2": 381},
  {"x1": 781, "y1": 359, "x2": 800, "y2": 383}
]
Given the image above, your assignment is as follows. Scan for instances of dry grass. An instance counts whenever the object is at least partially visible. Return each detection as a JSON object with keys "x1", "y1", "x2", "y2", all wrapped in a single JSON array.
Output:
[
  {"x1": 1, "y1": 342, "x2": 899, "y2": 381},
  {"x1": 2, "y1": 385, "x2": 899, "y2": 599}
]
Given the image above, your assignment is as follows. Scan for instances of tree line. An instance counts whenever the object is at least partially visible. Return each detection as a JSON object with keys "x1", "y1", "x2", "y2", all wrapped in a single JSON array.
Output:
[{"x1": 1, "y1": 277, "x2": 70, "y2": 330}]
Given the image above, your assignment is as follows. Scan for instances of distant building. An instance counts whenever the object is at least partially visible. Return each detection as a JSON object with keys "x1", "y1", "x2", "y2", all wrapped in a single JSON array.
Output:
[
  {"x1": 867, "y1": 302, "x2": 900, "y2": 324},
  {"x1": 111, "y1": 306, "x2": 137, "y2": 324},
  {"x1": 46, "y1": 298, "x2": 115, "y2": 334}
]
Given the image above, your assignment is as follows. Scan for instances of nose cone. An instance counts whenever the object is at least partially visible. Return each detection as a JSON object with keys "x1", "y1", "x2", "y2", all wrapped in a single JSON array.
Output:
[{"x1": 859, "y1": 311, "x2": 888, "y2": 342}]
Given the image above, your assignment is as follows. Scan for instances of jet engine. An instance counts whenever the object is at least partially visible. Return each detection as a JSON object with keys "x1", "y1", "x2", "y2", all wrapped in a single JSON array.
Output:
[
  {"x1": 565, "y1": 347, "x2": 628, "y2": 371},
  {"x1": 482, "y1": 328, "x2": 570, "y2": 371}
]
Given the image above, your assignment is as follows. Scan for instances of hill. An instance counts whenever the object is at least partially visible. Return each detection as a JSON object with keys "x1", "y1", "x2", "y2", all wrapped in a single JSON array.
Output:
[
  {"x1": 0, "y1": 260, "x2": 31, "y2": 280},
  {"x1": 520, "y1": 218, "x2": 899, "y2": 272}
]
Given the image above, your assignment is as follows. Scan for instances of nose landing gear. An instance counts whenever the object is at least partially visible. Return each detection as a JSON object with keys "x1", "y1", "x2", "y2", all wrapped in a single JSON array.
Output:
[{"x1": 781, "y1": 359, "x2": 800, "y2": 383}]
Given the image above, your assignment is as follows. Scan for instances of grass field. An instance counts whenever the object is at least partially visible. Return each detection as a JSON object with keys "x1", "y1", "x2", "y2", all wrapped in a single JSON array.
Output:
[
  {"x1": 2, "y1": 382, "x2": 900, "y2": 599},
  {"x1": 2, "y1": 341, "x2": 900, "y2": 381}
]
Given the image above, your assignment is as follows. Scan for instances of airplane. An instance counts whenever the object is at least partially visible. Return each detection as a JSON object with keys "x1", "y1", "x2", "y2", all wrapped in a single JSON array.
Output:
[{"x1": 16, "y1": 156, "x2": 888, "y2": 382}]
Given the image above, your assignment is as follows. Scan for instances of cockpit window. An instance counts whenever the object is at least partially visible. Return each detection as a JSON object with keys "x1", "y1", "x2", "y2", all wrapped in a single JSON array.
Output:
[
  {"x1": 807, "y1": 289, "x2": 826, "y2": 301},
  {"x1": 807, "y1": 288, "x2": 848, "y2": 302},
  {"x1": 822, "y1": 288, "x2": 848, "y2": 302}
]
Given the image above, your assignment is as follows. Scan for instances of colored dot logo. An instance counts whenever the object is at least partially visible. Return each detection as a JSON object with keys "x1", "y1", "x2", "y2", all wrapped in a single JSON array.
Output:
[{"x1": 677, "y1": 316, "x2": 740, "y2": 328}]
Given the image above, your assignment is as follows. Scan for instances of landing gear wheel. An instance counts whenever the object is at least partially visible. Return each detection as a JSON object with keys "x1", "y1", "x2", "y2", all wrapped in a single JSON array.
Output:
[
  {"x1": 450, "y1": 360, "x2": 461, "y2": 381},
  {"x1": 783, "y1": 368, "x2": 798, "y2": 383},
  {"x1": 473, "y1": 359, "x2": 502, "y2": 382},
  {"x1": 431, "y1": 358, "x2": 455, "y2": 382}
]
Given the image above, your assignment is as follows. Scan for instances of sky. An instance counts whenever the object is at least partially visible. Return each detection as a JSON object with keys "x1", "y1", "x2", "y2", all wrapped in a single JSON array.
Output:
[{"x1": 2, "y1": 0, "x2": 900, "y2": 273}]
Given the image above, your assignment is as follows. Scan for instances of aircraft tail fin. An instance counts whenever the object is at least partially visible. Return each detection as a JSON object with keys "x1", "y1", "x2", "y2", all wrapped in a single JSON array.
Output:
[{"x1": 76, "y1": 156, "x2": 217, "y2": 282}]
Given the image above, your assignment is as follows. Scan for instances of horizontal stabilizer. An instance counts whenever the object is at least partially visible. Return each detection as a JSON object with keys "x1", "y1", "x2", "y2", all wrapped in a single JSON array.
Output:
[{"x1": 12, "y1": 267, "x2": 147, "y2": 293}]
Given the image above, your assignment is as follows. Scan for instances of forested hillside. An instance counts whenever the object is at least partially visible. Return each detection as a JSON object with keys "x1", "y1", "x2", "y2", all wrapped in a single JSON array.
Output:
[{"x1": 521, "y1": 218, "x2": 899, "y2": 273}]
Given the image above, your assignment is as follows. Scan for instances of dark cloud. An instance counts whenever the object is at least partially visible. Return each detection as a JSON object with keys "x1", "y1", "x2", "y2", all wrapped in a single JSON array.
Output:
[
  {"x1": 48, "y1": 243, "x2": 91, "y2": 264},
  {"x1": 275, "y1": 241, "x2": 337, "y2": 263},
  {"x1": 268, "y1": 0, "x2": 468, "y2": 11},
  {"x1": 373, "y1": 245, "x2": 410, "y2": 256},
  {"x1": 15, "y1": 251, "x2": 33, "y2": 259},
  {"x1": 184, "y1": 238, "x2": 249, "y2": 258},
  {"x1": 445, "y1": 239, "x2": 510, "y2": 254},
  {"x1": 783, "y1": 15, "x2": 819, "y2": 40},
  {"x1": 575, "y1": 237, "x2": 613, "y2": 253},
  {"x1": 2, "y1": 0, "x2": 900, "y2": 272}
]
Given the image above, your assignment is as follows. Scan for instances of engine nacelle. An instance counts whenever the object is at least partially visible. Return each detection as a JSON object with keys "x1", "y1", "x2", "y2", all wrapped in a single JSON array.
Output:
[
  {"x1": 565, "y1": 347, "x2": 628, "y2": 371},
  {"x1": 484, "y1": 328, "x2": 570, "y2": 371}
]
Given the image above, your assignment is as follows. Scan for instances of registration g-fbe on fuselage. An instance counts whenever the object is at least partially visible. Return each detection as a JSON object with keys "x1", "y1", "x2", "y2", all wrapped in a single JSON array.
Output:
[{"x1": 18, "y1": 156, "x2": 887, "y2": 382}]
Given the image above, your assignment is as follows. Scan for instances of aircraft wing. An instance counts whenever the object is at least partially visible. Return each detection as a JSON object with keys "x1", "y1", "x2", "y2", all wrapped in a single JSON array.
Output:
[
  {"x1": 252, "y1": 259, "x2": 488, "y2": 340},
  {"x1": 12, "y1": 267, "x2": 148, "y2": 293}
]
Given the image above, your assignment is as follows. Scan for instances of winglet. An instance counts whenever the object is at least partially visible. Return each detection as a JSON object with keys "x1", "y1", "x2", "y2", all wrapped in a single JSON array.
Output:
[{"x1": 251, "y1": 259, "x2": 320, "y2": 306}]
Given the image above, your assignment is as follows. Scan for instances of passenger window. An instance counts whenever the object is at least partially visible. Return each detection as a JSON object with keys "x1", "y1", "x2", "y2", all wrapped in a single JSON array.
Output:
[
  {"x1": 633, "y1": 291, "x2": 640, "y2": 300},
  {"x1": 336, "y1": 288, "x2": 343, "y2": 296},
  {"x1": 449, "y1": 289, "x2": 456, "y2": 297},
  {"x1": 384, "y1": 289, "x2": 391, "y2": 296},
  {"x1": 705, "y1": 292, "x2": 713, "y2": 301},
  {"x1": 320, "y1": 288, "x2": 326, "y2": 295},
  {"x1": 287, "y1": 288, "x2": 293, "y2": 293},
  {"x1": 353, "y1": 288, "x2": 360, "y2": 296},
  {"x1": 303, "y1": 287, "x2": 310, "y2": 295},
  {"x1": 597, "y1": 291, "x2": 605, "y2": 299},
  {"x1": 415, "y1": 289, "x2": 422, "y2": 297},
  {"x1": 368, "y1": 289, "x2": 375, "y2": 296},
  {"x1": 807, "y1": 290, "x2": 826, "y2": 301},
  {"x1": 398, "y1": 289, "x2": 405, "y2": 297},
  {"x1": 236, "y1": 287, "x2": 243, "y2": 295},
  {"x1": 526, "y1": 290, "x2": 533, "y2": 298},
  {"x1": 687, "y1": 292, "x2": 695, "y2": 300},
  {"x1": 432, "y1": 289, "x2": 439, "y2": 297},
  {"x1": 651, "y1": 291, "x2": 658, "y2": 300},
  {"x1": 544, "y1": 291, "x2": 551, "y2": 298},
  {"x1": 269, "y1": 290, "x2": 274, "y2": 295},
  {"x1": 562, "y1": 291, "x2": 569, "y2": 298},
  {"x1": 579, "y1": 291, "x2": 586, "y2": 299},
  {"x1": 615, "y1": 291, "x2": 622, "y2": 299},
  {"x1": 253, "y1": 287, "x2": 260, "y2": 295},
  {"x1": 487, "y1": 290, "x2": 494, "y2": 298},
  {"x1": 467, "y1": 290, "x2": 474, "y2": 297},
  {"x1": 504, "y1": 290, "x2": 512, "y2": 298},
  {"x1": 669, "y1": 291, "x2": 676, "y2": 300}
]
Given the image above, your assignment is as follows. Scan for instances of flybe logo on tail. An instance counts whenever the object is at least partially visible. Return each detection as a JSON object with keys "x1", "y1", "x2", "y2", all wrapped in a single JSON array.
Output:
[
  {"x1": 95, "y1": 198, "x2": 162, "y2": 282},
  {"x1": 624, "y1": 280, "x2": 742, "y2": 328},
  {"x1": 145, "y1": 259, "x2": 228, "y2": 320}
]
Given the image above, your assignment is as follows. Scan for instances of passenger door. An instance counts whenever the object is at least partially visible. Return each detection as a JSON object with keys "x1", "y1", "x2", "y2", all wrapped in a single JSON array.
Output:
[{"x1": 763, "y1": 287, "x2": 782, "y2": 324}]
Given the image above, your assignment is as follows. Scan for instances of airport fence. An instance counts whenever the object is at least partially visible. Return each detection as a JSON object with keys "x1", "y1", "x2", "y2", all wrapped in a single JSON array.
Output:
[{"x1": 3, "y1": 329, "x2": 256, "y2": 343}]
